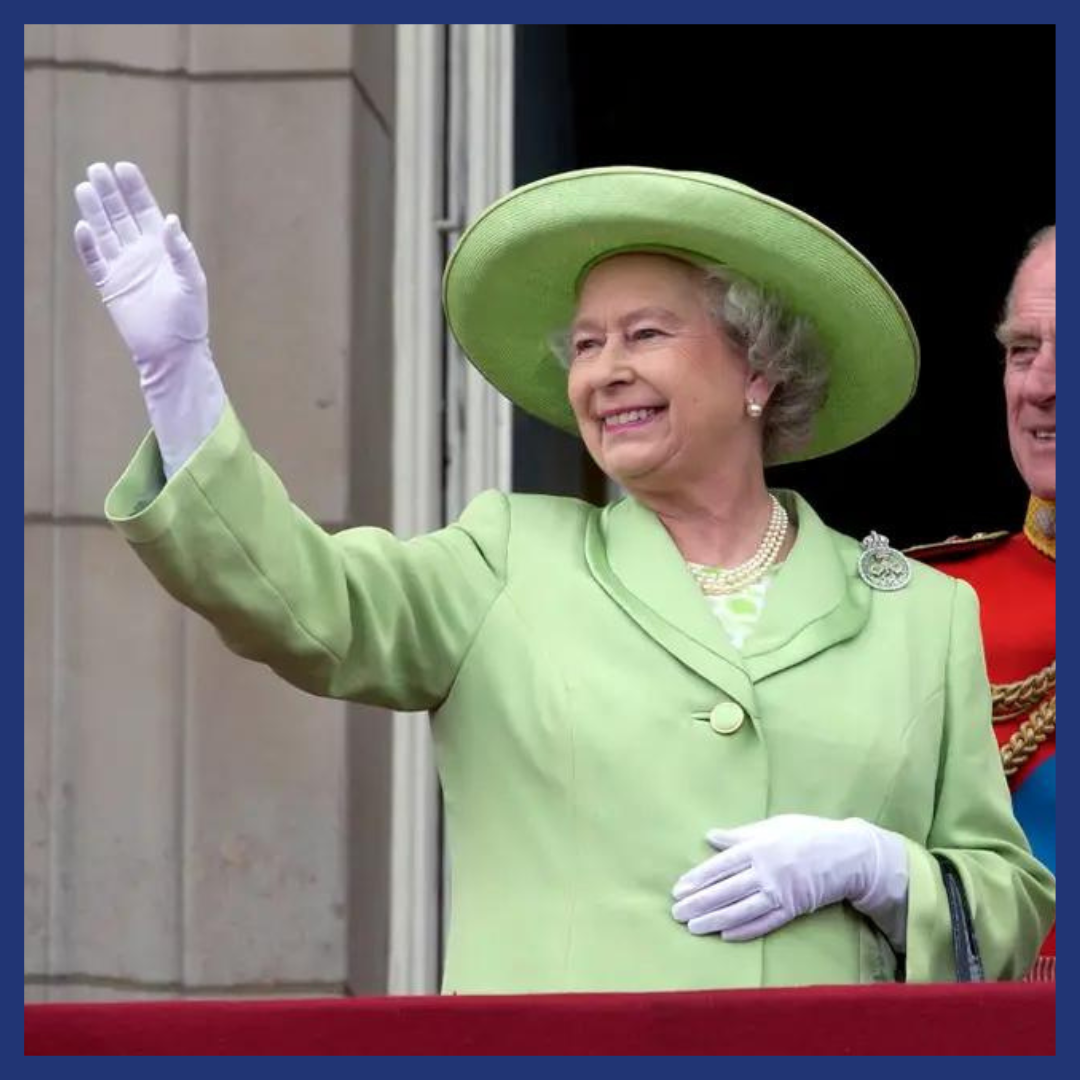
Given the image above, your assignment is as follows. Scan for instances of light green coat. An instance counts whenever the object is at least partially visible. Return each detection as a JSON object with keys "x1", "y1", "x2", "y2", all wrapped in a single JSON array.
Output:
[{"x1": 106, "y1": 404, "x2": 1054, "y2": 993}]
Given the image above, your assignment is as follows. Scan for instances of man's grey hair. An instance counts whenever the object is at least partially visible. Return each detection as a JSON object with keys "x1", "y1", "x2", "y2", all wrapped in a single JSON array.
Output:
[
  {"x1": 1022, "y1": 225, "x2": 1056, "y2": 260},
  {"x1": 1004, "y1": 224, "x2": 1055, "y2": 318}
]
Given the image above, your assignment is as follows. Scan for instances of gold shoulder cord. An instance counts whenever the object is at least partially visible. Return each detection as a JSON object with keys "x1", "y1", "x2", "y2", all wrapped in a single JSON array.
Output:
[{"x1": 993, "y1": 662, "x2": 1056, "y2": 777}]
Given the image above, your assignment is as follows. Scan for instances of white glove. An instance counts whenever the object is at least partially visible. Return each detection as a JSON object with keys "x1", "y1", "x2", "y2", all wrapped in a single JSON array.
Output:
[
  {"x1": 671, "y1": 814, "x2": 909, "y2": 951},
  {"x1": 73, "y1": 161, "x2": 226, "y2": 478}
]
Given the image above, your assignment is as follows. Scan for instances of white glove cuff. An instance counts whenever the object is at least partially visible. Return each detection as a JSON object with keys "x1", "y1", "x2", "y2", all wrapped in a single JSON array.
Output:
[
  {"x1": 849, "y1": 822, "x2": 910, "y2": 954},
  {"x1": 139, "y1": 340, "x2": 227, "y2": 478}
]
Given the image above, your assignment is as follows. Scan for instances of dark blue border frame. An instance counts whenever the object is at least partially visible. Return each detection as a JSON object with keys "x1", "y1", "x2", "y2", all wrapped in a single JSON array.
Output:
[{"x1": 15, "y1": 6, "x2": 1067, "y2": 1066}]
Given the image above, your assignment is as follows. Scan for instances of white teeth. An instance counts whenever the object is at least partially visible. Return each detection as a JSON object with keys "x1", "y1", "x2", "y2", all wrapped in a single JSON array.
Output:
[
  {"x1": 604, "y1": 407, "x2": 657, "y2": 426},
  {"x1": 1033, "y1": 431, "x2": 1056, "y2": 440}
]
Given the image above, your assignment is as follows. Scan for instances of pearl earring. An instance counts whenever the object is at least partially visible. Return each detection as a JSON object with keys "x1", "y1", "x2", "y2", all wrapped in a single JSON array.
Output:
[{"x1": 746, "y1": 400, "x2": 764, "y2": 418}]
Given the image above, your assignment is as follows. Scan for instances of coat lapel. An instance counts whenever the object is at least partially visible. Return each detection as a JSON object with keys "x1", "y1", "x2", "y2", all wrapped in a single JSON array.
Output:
[
  {"x1": 585, "y1": 490, "x2": 871, "y2": 708},
  {"x1": 586, "y1": 495, "x2": 759, "y2": 718},
  {"x1": 742, "y1": 491, "x2": 870, "y2": 681}
]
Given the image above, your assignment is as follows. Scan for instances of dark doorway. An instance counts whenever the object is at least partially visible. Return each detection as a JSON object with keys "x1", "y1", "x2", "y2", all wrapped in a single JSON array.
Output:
[{"x1": 513, "y1": 25, "x2": 1054, "y2": 547}]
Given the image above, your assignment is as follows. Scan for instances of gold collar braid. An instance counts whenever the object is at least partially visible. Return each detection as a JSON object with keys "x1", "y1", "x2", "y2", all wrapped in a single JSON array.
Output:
[
  {"x1": 1024, "y1": 496, "x2": 1056, "y2": 560},
  {"x1": 994, "y1": 661, "x2": 1055, "y2": 777}
]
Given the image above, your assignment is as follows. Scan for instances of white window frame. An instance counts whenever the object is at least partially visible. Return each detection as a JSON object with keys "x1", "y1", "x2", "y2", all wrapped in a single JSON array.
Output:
[{"x1": 389, "y1": 23, "x2": 514, "y2": 995}]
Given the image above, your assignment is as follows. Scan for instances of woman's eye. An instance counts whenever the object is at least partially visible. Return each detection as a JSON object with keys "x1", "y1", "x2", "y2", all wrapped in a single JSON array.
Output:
[
  {"x1": 573, "y1": 337, "x2": 601, "y2": 356},
  {"x1": 631, "y1": 327, "x2": 665, "y2": 342}
]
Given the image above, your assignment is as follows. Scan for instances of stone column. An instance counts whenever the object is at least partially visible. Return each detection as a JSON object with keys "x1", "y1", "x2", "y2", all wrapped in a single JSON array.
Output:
[{"x1": 24, "y1": 24, "x2": 398, "y2": 1001}]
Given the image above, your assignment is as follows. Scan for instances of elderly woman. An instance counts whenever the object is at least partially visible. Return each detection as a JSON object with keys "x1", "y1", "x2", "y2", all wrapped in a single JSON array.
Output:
[{"x1": 73, "y1": 163, "x2": 1053, "y2": 993}]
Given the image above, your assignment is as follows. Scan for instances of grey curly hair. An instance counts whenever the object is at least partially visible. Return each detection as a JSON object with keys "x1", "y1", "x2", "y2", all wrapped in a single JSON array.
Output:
[{"x1": 697, "y1": 264, "x2": 830, "y2": 463}]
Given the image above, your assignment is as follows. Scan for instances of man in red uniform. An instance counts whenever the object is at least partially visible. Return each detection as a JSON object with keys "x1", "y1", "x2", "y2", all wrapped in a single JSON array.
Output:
[{"x1": 908, "y1": 227, "x2": 1055, "y2": 978}]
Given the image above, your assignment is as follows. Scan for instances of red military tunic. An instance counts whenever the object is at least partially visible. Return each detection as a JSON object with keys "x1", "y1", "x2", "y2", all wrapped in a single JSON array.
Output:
[{"x1": 907, "y1": 497, "x2": 1055, "y2": 976}]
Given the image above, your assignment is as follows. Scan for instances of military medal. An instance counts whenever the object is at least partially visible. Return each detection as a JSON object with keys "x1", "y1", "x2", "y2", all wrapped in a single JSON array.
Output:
[{"x1": 857, "y1": 531, "x2": 911, "y2": 591}]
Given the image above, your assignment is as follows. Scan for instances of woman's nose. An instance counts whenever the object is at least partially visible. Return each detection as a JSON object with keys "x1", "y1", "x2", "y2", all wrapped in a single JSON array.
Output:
[{"x1": 586, "y1": 339, "x2": 635, "y2": 388}]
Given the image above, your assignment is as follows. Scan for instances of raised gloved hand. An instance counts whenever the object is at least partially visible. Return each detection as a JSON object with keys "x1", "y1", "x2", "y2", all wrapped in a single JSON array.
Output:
[
  {"x1": 671, "y1": 814, "x2": 909, "y2": 950},
  {"x1": 73, "y1": 161, "x2": 226, "y2": 478}
]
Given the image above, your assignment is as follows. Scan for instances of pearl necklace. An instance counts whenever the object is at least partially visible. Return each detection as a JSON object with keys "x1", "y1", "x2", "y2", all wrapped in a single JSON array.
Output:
[{"x1": 687, "y1": 495, "x2": 789, "y2": 595}]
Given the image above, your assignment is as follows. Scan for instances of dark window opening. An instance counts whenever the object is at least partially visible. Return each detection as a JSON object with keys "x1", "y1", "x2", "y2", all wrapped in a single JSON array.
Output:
[{"x1": 512, "y1": 25, "x2": 1053, "y2": 547}]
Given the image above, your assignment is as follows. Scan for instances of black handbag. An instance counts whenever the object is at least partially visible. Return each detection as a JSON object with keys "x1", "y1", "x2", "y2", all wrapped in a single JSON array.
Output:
[{"x1": 935, "y1": 854, "x2": 985, "y2": 982}]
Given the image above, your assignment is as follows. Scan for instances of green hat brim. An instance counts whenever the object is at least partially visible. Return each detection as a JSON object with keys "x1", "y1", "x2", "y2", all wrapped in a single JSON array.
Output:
[{"x1": 443, "y1": 167, "x2": 919, "y2": 464}]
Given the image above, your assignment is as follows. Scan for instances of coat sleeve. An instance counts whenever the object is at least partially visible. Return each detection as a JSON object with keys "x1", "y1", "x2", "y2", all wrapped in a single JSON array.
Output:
[
  {"x1": 902, "y1": 578, "x2": 1055, "y2": 980},
  {"x1": 104, "y1": 402, "x2": 509, "y2": 712}
]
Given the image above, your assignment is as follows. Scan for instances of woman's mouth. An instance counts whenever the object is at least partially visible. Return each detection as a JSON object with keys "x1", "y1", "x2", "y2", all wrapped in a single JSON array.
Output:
[{"x1": 601, "y1": 406, "x2": 665, "y2": 433}]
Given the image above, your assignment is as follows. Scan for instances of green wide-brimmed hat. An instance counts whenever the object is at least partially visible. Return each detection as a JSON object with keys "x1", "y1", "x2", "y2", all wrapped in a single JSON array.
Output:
[{"x1": 443, "y1": 166, "x2": 919, "y2": 464}]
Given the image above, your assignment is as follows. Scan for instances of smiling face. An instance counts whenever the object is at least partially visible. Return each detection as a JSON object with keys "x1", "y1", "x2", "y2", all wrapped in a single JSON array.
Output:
[
  {"x1": 999, "y1": 236, "x2": 1055, "y2": 499},
  {"x1": 565, "y1": 253, "x2": 771, "y2": 496}
]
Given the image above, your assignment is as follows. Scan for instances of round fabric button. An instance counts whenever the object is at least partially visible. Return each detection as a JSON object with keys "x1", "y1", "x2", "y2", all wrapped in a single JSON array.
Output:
[{"x1": 709, "y1": 701, "x2": 745, "y2": 735}]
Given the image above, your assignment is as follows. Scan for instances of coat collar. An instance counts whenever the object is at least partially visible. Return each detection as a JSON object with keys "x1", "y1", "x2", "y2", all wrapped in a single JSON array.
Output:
[
  {"x1": 585, "y1": 490, "x2": 870, "y2": 708},
  {"x1": 739, "y1": 491, "x2": 870, "y2": 681}
]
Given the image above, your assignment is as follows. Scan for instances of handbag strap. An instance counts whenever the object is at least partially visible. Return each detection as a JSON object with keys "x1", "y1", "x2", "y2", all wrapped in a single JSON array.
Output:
[{"x1": 935, "y1": 854, "x2": 985, "y2": 982}]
